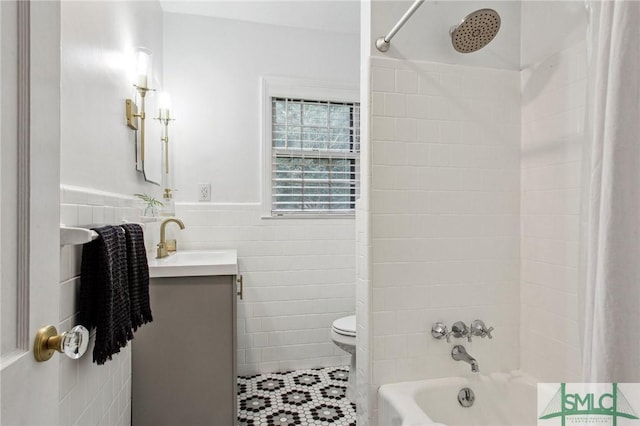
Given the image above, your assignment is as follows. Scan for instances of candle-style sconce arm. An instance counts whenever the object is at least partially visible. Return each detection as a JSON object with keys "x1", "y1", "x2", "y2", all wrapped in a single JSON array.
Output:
[
  {"x1": 125, "y1": 85, "x2": 155, "y2": 165},
  {"x1": 154, "y1": 113, "x2": 174, "y2": 175},
  {"x1": 154, "y1": 106, "x2": 176, "y2": 215}
]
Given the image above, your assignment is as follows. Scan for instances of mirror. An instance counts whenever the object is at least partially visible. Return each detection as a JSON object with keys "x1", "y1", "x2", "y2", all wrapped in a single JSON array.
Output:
[
  {"x1": 141, "y1": 92, "x2": 162, "y2": 185},
  {"x1": 129, "y1": 87, "x2": 162, "y2": 186}
]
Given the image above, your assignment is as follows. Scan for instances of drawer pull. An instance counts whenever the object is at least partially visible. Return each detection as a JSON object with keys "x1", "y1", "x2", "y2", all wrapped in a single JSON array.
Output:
[{"x1": 236, "y1": 275, "x2": 243, "y2": 300}]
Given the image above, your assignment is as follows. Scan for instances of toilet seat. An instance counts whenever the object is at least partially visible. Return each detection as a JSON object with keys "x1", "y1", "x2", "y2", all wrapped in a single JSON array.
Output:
[
  {"x1": 329, "y1": 315, "x2": 357, "y2": 403},
  {"x1": 332, "y1": 315, "x2": 356, "y2": 337}
]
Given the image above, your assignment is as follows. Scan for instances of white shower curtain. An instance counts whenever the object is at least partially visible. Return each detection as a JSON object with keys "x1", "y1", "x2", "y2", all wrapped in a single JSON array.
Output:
[{"x1": 580, "y1": 0, "x2": 640, "y2": 382}]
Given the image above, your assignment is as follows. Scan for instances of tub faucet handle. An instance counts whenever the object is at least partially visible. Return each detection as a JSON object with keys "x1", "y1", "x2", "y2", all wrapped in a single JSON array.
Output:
[
  {"x1": 431, "y1": 322, "x2": 452, "y2": 343},
  {"x1": 452, "y1": 321, "x2": 472, "y2": 342},
  {"x1": 485, "y1": 326, "x2": 494, "y2": 339},
  {"x1": 471, "y1": 320, "x2": 494, "y2": 339}
]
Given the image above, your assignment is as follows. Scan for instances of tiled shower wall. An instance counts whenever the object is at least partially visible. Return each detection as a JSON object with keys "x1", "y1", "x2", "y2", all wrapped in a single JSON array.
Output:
[
  {"x1": 58, "y1": 185, "x2": 145, "y2": 426},
  {"x1": 366, "y1": 56, "x2": 521, "y2": 422},
  {"x1": 520, "y1": 42, "x2": 586, "y2": 382},
  {"x1": 355, "y1": 32, "x2": 372, "y2": 424},
  {"x1": 172, "y1": 204, "x2": 355, "y2": 376}
]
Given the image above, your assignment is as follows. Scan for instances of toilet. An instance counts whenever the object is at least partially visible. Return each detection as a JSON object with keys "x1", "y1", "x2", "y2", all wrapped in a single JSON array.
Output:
[{"x1": 330, "y1": 315, "x2": 356, "y2": 402}]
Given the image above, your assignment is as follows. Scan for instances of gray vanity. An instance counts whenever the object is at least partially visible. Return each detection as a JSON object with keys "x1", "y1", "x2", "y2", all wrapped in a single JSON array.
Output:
[{"x1": 132, "y1": 250, "x2": 238, "y2": 426}]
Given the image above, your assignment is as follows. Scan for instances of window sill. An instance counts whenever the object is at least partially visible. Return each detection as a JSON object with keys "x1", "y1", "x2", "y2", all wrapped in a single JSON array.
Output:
[{"x1": 261, "y1": 213, "x2": 355, "y2": 220}]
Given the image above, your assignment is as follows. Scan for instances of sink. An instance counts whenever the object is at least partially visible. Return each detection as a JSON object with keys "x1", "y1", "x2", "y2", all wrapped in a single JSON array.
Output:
[{"x1": 148, "y1": 249, "x2": 238, "y2": 278}]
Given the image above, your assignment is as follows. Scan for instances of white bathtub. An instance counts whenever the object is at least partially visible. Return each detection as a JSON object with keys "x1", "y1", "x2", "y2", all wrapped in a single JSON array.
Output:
[{"x1": 378, "y1": 371, "x2": 538, "y2": 426}]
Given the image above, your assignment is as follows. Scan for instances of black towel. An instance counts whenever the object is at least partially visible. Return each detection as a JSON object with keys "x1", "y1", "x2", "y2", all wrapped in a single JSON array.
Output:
[
  {"x1": 121, "y1": 223, "x2": 153, "y2": 330},
  {"x1": 79, "y1": 226, "x2": 133, "y2": 365}
]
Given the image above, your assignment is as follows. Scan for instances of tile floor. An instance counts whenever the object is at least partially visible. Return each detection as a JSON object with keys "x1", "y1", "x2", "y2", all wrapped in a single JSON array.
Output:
[{"x1": 237, "y1": 366, "x2": 356, "y2": 426}]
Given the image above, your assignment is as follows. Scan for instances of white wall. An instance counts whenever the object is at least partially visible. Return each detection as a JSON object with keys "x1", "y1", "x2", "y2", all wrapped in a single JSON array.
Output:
[
  {"x1": 163, "y1": 12, "x2": 360, "y2": 203},
  {"x1": 520, "y1": 31, "x2": 587, "y2": 382},
  {"x1": 60, "y1": 0, "x2": 164, "y2": 198},
  {"x1": 163, "y1": 13, "x2": 359, "y2": 376},
  {"x1": 59, "y1": 1, "x2": 164, "y2": 424},
  {"x1": 518, "y1": 0, "x2": 587, "y2": 385},
  {"x1": 520, "y1": 2, "x2": 587, "y2": 67}
]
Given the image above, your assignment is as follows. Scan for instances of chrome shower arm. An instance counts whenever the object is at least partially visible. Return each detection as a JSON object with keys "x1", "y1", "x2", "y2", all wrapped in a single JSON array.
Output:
[{"x1": 375, "y1": 0, "x2": 425, "y2": 52}]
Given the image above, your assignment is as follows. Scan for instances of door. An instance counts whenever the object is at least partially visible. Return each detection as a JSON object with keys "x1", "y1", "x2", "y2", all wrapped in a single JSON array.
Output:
[{"x1": 1, "y1": 1, "x2": 62, "y2": 424}]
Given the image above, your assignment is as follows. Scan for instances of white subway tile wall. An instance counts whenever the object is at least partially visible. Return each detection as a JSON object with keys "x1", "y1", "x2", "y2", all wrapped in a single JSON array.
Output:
[
  {"x1": 59, "y1": 185, "x2": 145, "y2": 426},
  {"x1": 356, "y1": 201, "x2": 372, "y2": 426},
  {"x1": 368, "y1": 56, "x2": 521, "y2": 421},
  {"x1": 356, "y1": 54, "x2": 373, "y2": 426},
  {"x1": 520, "y1": 42, "x2": 586, "y2": 382},
  {"x1": 171, "y1": 204, "x2": 355, "y2": 376}
]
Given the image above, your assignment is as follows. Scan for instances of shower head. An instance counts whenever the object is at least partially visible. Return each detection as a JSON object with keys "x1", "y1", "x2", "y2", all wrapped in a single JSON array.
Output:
[{"x1": 450, "y1": 8, "x2": 501, "y2": 53}]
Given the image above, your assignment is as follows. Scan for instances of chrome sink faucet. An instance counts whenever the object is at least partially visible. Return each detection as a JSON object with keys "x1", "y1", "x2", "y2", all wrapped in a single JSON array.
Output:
[
  {"x1": 452, "y1": 345, "x2": 479, "y2": 373},
  {"x1": 157, "y1": 218, "x2": 185, "y2": 259}
]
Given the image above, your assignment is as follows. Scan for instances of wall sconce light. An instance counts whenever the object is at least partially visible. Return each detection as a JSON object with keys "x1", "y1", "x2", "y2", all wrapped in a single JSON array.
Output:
[{"x1": 126, "y1": 48, "x2": 154, "y2": 166}]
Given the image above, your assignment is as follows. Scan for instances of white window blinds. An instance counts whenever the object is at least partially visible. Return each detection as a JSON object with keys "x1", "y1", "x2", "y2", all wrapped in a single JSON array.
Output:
[{"x1": 271, "y1": 97, "x2": 360, "y2": 215}]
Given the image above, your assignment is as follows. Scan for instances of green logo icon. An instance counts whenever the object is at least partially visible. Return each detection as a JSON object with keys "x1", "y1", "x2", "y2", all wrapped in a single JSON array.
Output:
[{"x1": 539, "y1": 383, "x2": 639, "y2": 425}]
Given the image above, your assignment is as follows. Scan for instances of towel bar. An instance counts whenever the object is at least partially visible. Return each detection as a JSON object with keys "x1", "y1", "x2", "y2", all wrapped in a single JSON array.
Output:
[
  {"x1": 60, "y1": 226, "x2": 99, "y2": 245},
  {"x1": 60, "y1": 220, "x2": 147, "y2": 246}
]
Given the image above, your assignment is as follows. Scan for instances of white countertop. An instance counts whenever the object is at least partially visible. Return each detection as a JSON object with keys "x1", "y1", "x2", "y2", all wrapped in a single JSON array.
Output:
[{"x1": 148, "y1": 249, "x2": 238, "y2": 278}]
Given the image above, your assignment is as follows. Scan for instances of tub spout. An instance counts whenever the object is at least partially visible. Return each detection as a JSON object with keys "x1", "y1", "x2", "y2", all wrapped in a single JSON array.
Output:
[{"x1": 451, "y1": 345, "x2": 479, "y2": 373}]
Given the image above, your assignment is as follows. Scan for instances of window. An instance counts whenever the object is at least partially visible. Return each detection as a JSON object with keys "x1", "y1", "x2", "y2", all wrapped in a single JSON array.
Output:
[{"x1": 268, "y1": 97, "x2": 360, "y2": 216}]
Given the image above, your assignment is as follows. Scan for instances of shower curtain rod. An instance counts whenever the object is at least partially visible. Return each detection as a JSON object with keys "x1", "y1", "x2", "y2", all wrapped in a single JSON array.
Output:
[{"x1": 376, "y1": 0, "x2": 425, "y2": 52}]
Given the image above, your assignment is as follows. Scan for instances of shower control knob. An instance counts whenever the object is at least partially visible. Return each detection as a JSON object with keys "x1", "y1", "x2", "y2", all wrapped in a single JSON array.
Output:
[
  {"x1": 431, "y1": 322, "x2": 452, "y2": 342},
  {"x1": 452, "y1": 321, "x2": 471, "y2": 342},
  {"x1": 471, "y1": 320, "x2": 494, "y2": 339},
  {"x1": 485, "y1": 326, "x2": 494, "y2": 339}
]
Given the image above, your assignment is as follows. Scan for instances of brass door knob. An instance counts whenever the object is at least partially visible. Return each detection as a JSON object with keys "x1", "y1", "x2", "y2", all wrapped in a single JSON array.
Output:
[{"x1": 34, "y1": 325, "x2": 89, "y2": 362}]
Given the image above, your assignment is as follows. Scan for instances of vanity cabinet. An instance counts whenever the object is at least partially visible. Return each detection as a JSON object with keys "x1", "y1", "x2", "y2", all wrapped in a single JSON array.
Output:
[{"x1": 132, "y1": 275, "x2": 237, "y2": 426}]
